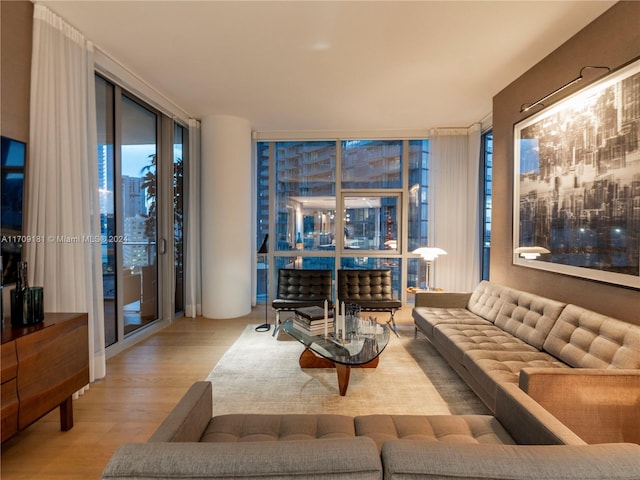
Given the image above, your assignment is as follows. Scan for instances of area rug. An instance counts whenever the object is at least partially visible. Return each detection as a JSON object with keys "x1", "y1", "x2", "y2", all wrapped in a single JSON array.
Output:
[{"x1": 206, "y1": 324, "x2": 489, "y2": 417}]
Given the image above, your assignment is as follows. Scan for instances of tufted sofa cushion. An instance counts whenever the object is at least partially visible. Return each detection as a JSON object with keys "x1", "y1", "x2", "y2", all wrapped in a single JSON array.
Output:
[
  {"x1": 542, "y1": 304, "x2": 640, "y2": 369},
  {"x1": 466, "y1": 280, "x2": 509, "y2": 323},
  {"x1": 201, "y1": 414, "x2": 355, "y2": 442},
  {"x1": 272, "y1": 269, "x2": 333, "y2": 310},
  {"x1": 494, "y1": 291, "x2": 566, "y2": 350},
  {"x1": 433, "y1": 324, "x2": 539, "y2": 365},
  {"x1": 413, "y1": 306, "x2": 490, "y2": 338},
  {"x1": 463, "y1": 350, "x2": 570, "y2": 400},
  {"x1": 354, "y1": 414, "x2": 515, "y2": 451}
]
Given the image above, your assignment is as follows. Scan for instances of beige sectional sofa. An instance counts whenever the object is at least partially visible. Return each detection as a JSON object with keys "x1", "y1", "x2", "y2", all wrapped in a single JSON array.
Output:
[
  {"x1": 102, "y1": 381, "x2": 640, "y2": 480},
  {"x1": 102, "y1": 280, "x2": 640, "y2": 479},
  {"x1": 412, "y1": 280, "x2": 640, "y2": 444}
]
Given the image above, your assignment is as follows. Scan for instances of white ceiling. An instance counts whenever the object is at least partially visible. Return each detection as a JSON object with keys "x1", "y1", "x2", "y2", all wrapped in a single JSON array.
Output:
[{"x1": 40, "y1": 0, "x2": 616, "y2": 133}]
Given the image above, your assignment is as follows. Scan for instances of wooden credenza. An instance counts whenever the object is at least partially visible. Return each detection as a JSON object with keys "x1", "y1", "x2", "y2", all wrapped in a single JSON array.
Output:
[{"x1": 1, "y1": 313, "x2": 89, "y2": 443}]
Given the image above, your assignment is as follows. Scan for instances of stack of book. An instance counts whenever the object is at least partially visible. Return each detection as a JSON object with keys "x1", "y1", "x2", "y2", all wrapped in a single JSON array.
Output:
[{"x1": 293, "y1": 306, "x2": 334, "y2": 335}]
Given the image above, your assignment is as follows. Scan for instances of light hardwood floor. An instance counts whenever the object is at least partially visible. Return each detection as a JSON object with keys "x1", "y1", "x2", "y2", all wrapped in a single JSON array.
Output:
[
  {"x1": 0, "y1": 312, "x2": 258, "y2": 479},
  {"x1": 0, "y1": 307, "x2": 414, "y2": 479}
]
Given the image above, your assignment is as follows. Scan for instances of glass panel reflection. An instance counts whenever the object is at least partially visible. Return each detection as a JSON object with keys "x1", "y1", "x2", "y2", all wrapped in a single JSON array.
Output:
[
  {"x1": 121, "y1": 95, "x2": 158, "y2": 335},
  {"x1": 341, "y1": 140, "x2": 402, "y2": 189},
  {"x1": 274, "y1": 141, "x2": 336, "y2": 252},
  {"x1": 343, "y1": 195, "x2": 399, "y2": 252},
  {"x1": 408, "y1": 140, "x2": 429, "y2": 252},
  {"x1": 174, "y1": 123, "x2": 185, "y2": 314},
  {"x1": 96, "y1": 76, "x2": 117, "y2": 347}
]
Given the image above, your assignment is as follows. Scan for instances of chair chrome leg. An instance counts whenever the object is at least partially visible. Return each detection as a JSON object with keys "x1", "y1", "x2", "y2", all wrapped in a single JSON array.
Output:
[
  {"x1": 272, "y1": 311, "x2": 281, "y2": 337},
  {"x1": 385, "y1": 311, "x2": 400, "y2": 338}
]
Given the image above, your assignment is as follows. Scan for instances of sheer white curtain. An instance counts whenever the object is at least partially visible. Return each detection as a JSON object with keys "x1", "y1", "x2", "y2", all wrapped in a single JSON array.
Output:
[
  {"x1": 185, "y1": 118, "x2": 202, "y2": 317},
  {"x1": 25, "y1": 5, "x2": 105, "y2": 382},
  {"x1": 429, "y1": 125, "x2": 482, "y2": 292}
]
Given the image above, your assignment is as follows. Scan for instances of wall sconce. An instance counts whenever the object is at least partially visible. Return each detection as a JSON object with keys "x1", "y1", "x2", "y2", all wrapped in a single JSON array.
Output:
[
  {"x1": 514, "y1": 246, "x2": 550, "y2": 260},
  {"x1": 413, "y1": 247, "x2": 447, "y2": 290},
  {"x1": 520, "y1": 66, "x2": 610, "y2": 113}
]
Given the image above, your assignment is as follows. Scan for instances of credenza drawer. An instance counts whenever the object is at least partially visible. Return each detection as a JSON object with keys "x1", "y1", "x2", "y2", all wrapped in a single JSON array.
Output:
[
  {"x1": 1, "y1": 313, "x2": 88, "y2": 443},
  {"x1": 1, "y1": 340, "x2": 18, "y2": 383},
  {"x1": 1, "y1": 378, "x2": 19, "y2": 442}
]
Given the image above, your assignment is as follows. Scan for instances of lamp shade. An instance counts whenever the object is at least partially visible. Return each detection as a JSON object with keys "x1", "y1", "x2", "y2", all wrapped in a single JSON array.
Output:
[
  {"x1": 413, "y1": 247, "x2": 447, "y2": 261},
  {"x1": 514, "y1": 246, "x2": 549, "y2": 259}
]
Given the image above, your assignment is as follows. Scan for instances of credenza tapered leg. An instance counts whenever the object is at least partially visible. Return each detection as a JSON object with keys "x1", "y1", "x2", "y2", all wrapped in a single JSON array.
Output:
[{"x1": 60, "y1": 396, "x2": 73, "y2": 431}]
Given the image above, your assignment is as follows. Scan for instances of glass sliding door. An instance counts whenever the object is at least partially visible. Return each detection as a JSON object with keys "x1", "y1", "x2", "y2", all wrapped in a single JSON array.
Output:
[
  {"x1": 173, "y1": 123, "x2": 185, "y2": 314},
  {"x1": 120, "y1": 95, "x2": 158, "y2": 335},
  {"x1": 96, "y1": 75, "x2": 117, "y2": 347},
  {"x1": 96, "y1": 74, "x2": 163, "y2": 347}
]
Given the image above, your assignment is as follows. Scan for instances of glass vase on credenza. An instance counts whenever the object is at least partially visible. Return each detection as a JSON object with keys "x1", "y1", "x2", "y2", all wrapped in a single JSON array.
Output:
[{"x1": 10, "y1": 262, "x2": 44, "y2": 328}]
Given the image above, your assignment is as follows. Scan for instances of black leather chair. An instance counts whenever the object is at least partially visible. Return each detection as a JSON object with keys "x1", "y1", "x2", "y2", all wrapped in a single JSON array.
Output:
[
  {"x1": 337, "y1": 269, "x2": 402, "y2": 337},
  {"x1": 271, "y1": 269, "x2": 333, "y2": 336}
]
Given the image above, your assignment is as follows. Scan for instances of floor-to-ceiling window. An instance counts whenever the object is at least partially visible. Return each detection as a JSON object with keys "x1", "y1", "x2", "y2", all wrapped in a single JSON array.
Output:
[
  {"x1": 273, "y1": 141, "x2": 337, "y2": 283},
  {"x1": 407, "y1": 139, "x2": 430, "y2": 290},
  {"x1": 256, "y1": 142, "x2": 270, "y2": 302},
  {"x1": 96, "y1": 73, "x2": 186, "y2": 348},
  {"x1": 481, "y1": 131, "x2": 493, "y2": 280},
  {"x1": 340, "y1": 140, "x2": 403, "y2": 295},
  {"x1": 256, "y1": 138, "x2": 429, "y2": 304}
]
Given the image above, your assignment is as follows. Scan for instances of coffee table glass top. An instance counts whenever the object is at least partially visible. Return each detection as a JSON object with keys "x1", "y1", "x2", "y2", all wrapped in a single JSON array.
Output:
[{"x1": 282, "y1": 319, "x2": 390, "y2": 366}]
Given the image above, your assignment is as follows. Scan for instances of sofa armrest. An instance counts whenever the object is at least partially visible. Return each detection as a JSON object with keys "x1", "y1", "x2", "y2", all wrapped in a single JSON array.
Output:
[
  {"x1": 380, "y1": 441, "x2": 640, "y2": 480},
  {"x1": 148, "y1": 381, "x2": 213, "y2": 442},
  {"x1": 519, "y1": 368, "x2": 640, "y2": 444},
  {"x1": 102, "y1": 437, "x2": 382, "y2": 480},
  {"x1": 414, "y1": 292, "x2": 471, "y2": 308},
  {"x1": 494, "y1": 383, "x2": 585, "y2": 445}
]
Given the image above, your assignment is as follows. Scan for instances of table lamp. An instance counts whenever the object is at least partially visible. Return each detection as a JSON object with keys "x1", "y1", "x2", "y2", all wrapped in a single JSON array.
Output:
[{"x1": 412, "y1": 247, "x2": 447, "y2": 290}]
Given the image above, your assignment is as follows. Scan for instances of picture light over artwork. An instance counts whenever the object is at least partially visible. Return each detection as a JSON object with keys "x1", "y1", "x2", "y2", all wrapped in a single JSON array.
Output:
[{"x1": 520, "y1": 65, "x2": 611, "y2": 113}]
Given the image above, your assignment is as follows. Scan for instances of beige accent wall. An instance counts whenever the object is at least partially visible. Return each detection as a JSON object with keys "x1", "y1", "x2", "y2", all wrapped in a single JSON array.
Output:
[
  {"x1": 492, "y1": 1, "x2": 640, "y2": 325},
  {"x1": 1, "y1": 1, "x2": 32, "y2": 318},
  {"x1": 1, "y1": 0, "x2": 32, "y2": 142}
]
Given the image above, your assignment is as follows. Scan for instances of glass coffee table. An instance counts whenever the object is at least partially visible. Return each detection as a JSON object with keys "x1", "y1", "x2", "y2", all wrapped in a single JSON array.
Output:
[{"x1": 282, "y1": 319, "x2": 390, "y2": 396}]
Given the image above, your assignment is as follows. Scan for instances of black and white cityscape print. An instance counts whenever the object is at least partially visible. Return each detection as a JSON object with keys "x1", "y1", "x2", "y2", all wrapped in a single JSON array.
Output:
[{"x1": 516, "y1": 62, "x2": 640, "y2": 285}]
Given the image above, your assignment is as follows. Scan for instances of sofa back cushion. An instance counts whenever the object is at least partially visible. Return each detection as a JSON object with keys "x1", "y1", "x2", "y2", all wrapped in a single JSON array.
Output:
[
  {"x1": 543, "y1": 304, "x2": 640, "y2": 369},
  {"x1": 494, "y1": 292, "x2": 566, "y2": 350},
  {"x1": 467, "y1": 281, "x2": 509, "y2": 323}
]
